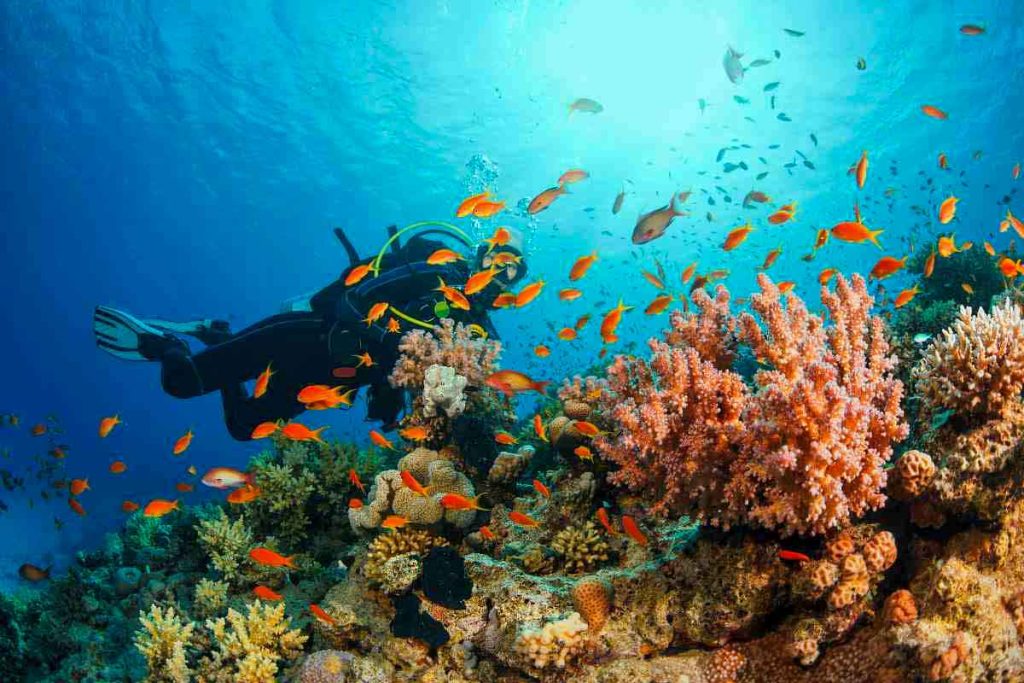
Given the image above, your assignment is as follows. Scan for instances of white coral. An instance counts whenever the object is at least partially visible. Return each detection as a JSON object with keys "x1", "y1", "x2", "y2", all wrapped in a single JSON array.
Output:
[
  {"x1": 422, "y1": 364, "x2": 468, "y2": 418},
  {"x1": 513, "y1": 612, "x2": 589, "y2": 670}
]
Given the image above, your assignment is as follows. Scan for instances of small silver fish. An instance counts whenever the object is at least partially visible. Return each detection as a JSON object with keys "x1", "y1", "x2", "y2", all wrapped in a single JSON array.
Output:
[
  {"x1": 913, "y1": 333, "x2": 932, "y2": 344},
  {"x1": 723, "y1": 46, "x2": 745, "y2": 84},
  {"x1": 568, "y1": 97, "x2": 603, "y2": 115}
]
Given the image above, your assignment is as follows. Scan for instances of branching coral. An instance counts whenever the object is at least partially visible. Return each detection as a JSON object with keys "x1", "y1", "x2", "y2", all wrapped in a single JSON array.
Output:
[
  {"x1": 193, "y1": 578, "x2": 229, "y2": 619},
  {"x1": 362, "y1": 528, "x2": 448, "y2": 583},
  {"x1": 248, "y1": 460, "x2": 317, "y2": 545},
  {"x1": 135, "y1": 605, "x2": 194, "y2": 683},
  {"x1": 196, "y1": 601, "x2": 307, "y2": 683},
  {"x1": 196, "y1": 509, "x2": 253, "y2": 585},
  {"x1": 389, "y1": 318, "x2": 502, "y2": 389},
  {"x1": 596, "y1": 275, "x2": 908, "y2": 536},
  {"x1": 550, "y1": 522, "x2": 611, "y2": 574},
  {"x1": 913, "y1": 300, "x2": 1024, "y2": 420},
  {"x1": 663, "y1": 284, "x2": 739, "y2": 370}
]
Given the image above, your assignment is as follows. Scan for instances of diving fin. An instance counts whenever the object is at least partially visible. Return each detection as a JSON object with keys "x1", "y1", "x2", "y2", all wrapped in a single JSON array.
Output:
[{"x1": 93, "y1": 306, "x2": 184, "y2": 361}]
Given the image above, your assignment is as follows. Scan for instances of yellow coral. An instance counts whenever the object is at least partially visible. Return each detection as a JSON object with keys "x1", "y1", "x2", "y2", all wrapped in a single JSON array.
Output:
[
  {"x1": 551, "y1": 522, "x2": 611, "y2": 573},
  {"x1": 135, "y1": 604, "x2": 195, "y2": 683},
  {"x1": 196, "y1": 509, "x2": 253, "y2": 584},
  {"x1": 197, "y1": 601, "x2": 307, "y2": 683},
  {"x1": 363, "y1": 528, "x2": 448, "y2": 583},
  {"x1": 193, "y1": 578, "x2": 229, "y2": 619}
]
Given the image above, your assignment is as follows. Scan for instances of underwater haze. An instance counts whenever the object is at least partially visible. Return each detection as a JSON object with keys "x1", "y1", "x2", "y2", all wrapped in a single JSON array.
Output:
[{"x1": 3, "y1": 1, "x2": 1024, "y2": 681}]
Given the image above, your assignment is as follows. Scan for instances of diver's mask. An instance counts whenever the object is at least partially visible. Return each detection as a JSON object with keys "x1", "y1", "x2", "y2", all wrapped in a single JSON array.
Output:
[{"x1": 475, "y1": 227, "x2": 528, "y2": 286}]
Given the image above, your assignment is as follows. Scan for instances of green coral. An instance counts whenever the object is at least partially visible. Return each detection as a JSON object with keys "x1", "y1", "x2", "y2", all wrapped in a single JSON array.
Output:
[
  {"x1": 196, "y1": 508, "x2": 253, "y2": 585},
  {"x1": 193, "y1": 578, "x2": 229, "y2": 619},
  {"x1": 196, "y1": 601, "x2": 307, "y2": 683},
  {"x1": 135, "y1": 604, "x2": 195, "y2": 683}
]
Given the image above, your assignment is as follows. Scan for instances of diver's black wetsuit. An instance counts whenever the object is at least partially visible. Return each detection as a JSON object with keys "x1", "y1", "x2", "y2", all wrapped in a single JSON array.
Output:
[{"x1": 157, "y1": 231, "x2": 501, "y2": 441}]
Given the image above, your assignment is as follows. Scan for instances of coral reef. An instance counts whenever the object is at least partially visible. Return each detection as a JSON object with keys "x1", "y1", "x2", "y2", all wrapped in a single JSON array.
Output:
[
  {"x1": 422, "y1": 364, "x2": 468, "y2": 418},
  {"x1": 197, "y1": 601, "x2": 308, "y2": 682},
  {"x1": 362, "y1": 528, "x2": 448, "y2": 583},
  {"x1": 389, "y1": 318, "x2": 502, "y2": 389},
  {"x1": 550, "y1": 522, "x2": 611, "y2": 574},
  {"x1": 195, "y1": 508, "x2": 254, "y2": 585},
  {"x1": 512, "y1": 612, "x2": 589, "y2": 671},
  {"x1": 135, "y1": 605, "x2": 194, "y2": 683}
]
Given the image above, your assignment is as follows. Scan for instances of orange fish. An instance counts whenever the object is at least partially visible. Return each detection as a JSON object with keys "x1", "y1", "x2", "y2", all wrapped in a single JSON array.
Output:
[
  {"x1": 348, "y1": 469, "x2": 366, "y2": 494},
  {"x1": 813, "y1": 229, "x2": 829, "y2": 250},
  {"x1": 759, "y1": 246, "x2": 783, "y2": 270},
  {"x1": 70, "y1": 478, "x2": 89, "y2": 496},
  {"x1": 533, "y1": 345, "x2": 551, "y2": 358},
  {"x1": 494, "y1": 432, "x2": 518, "y2": 446},
  {"x1": 492, "y1": 292, "x2": 517, "y2": 308},
  {"x1": 645, "y1": 294, "x2": 673, "y2": 315},
  {"x1": 1001, "y1": 209, "x2": 1024, "y2": 237},
  {"x1": 574, "y1": 445, "x2": 593, "y2": 460},
  {"x1": 440, "y1": 493, "x2": 488, "y2": 511},
  {"x1": 143, "y1": 499, "x2": 178, "y2": 518},
  {"x1": 924, "y1": 250, "x2": 937, "y2": 277},
  {"x1": 49, "y1": 446, "x2": 67, "y2": 459},
  {"x1": 778, "y1": 550, "x2": 811, "y2": 562},
  {"x1": 281, "y1": 422, "x2": 327, "y2": 443},
  {"x1": 386, "y1": 317, "x2": 401, "y2": 334},
  {"x1": 558, "y1": 288, "x2": 583, "y2": 302},
  {"x1": 532, "y1": 479, "x2": 550, "y2": 498},
  {"x1": 938, "y1": 152, "x2": 948, "y2": 170},
  {"x1": 622, "y1": 515, "x2": 649, "y2": 546},
  {"x1": 252, "y1": 585, "x2": 283, "y2": 601},
  {"x1": 596, "y1": 507, "x2": 617, "y2": 535},
  {"x1": 1014, "y1": 163, "x2": 1021, "y2": 181},
  {"x1": 364, "y1": 302, "x2": 390, "y2": 326},
  {"x1": 600, "y1": 299, "x2": 632, "y2": 344},
  {"x1": 960, "y1": 24, "x2": 985, "y2": 35},
  {"x1": 999, "y1": 257, "x2": 1022, "y2": 278},
  {"x1": 370, "y1": 429, "x2": 396, "y2": 450},
  {"x1": 426, "y1": 248, "x2": 464, "y2": 265},
  {"x1": 465, "y1": 268, "x2": 500, "y2": 296},
  {"x1": 250, "y1": 421, "x2": 279, "y2": 439},
  {"x1": 574, "y1": 314, "x2": 591, "y2": 330},
  {"x1": 297, "y1": 384, "x2": 350, "y2": 405},
  {"x1": 778, "y1": 281, "x2": 796, "y2": 295},
  {"x1": 472, "y1": 199, "x2": 506, "y2": 218},
  {"x1": 399, "y1": 425, "x2": 429, "y2": 441},
  {"x1": 572, "y1": 421, "x2": 603, "y2": 437},
  {"x1": 508, "y1": 510, "x2": 539, "y2": 528},
  {"x1": 515, "y1": 280, "x2": 545, "y2": 307},
  {"x1": 533, "y1": 414, "x2": 547, "y2": 442},
  {"x1": 456, "y1": 191, "x2": 490, "y2": 218},
  {"x1": 309, "y1": 603, "x2": 337, "y2": 626},
  {"x1": 175, "y1": 482, "x2": 194, "y2": 493},
  {"x1": 528, "y1": 185, "x2": 568, "y2": 214},
  {"x1": 436, "y1": 278, "x2": 471, "y2": 310},
  {"x1": 681, "y1": 261, "x2": 697, "y2": 284},
  {"x1": 985, "y1": 242, "x2": 996, "y2": 256},
  {"x1": 962, "y1": 282, "x2": 975, "y2": 295},
  {"x1": 68, "y1": 498, "x2": 86, "y2": 516},
  {"x1": 226, "y1": 484, "x2": 261, "y2": 504},
  {"x1": 869, "y1": 255, "x2": 908, "y2": 280},
  {"x1": 479, "y1": 526, "x2": 496, "y2": 541},
  {"x1": 568, "y1": 252, "x2": 598, "y2": 281},
  {"x1": 121, "y1": 500, "x2": 140, "y2": 513},
  {"x1": 960, "y1": 241, "x2": 974, "y2": 251},
  {"x1": 344, "y1": 263, "x2": 373, "y2": 287},
  {"x1": 641, "y1": 270, "x2": 666, "y2": 290},
  {"x1": 831, "y1": 208, "x2": 883, "y2": 248},
  {"x1": 722, "y1": 224, "x2": 753, "y2": 251},
  {"x1": 381, "y1": 514, "x2": 408, "y2": 530},
  {"x1": 921, "y1": 104, "x2": 948, "y2": 120},
  {"x1": 855, "y1": 150, "x2": 868, "y2": 189},
  {"x1": 558, "y1": 169, "x2": 589, "y2": 185},
  {"x1": 353, "y1": 352, "x2": 375, "y2": 368},
  {"x1": 818, "y1": 268, "x2": 838, "y2": 286},
  {"x1": 894, "y1": 284, "x2": 921, "y2": 308},
  {"x1": 938, "y1": 196, "x2": 959, "y2": 224},
  {"x1": 254, "y1": 363, "x2": 274, "y2": 399},
  {"x1": 98, "y1": 415, "x2": 121, "y2": 438},
  {"x1": 18, "y1": 563, "x2": 51, "y2": 582},
  {"x1": 249, "y1": 547, "x2": 295, "y2": 568},
  {"x1": 937, "y1": 235, "x2": 959, "y2": 258},
  {"x1": 483, "y1": 227, "x2": 512, "y2": 252},
  {"x1": 490, "y1": 251, "x2": 521, "y2": 267},
  {"x1": 484, "y1": 370, "x2": 550, "y2": 396},
  {"x1": 768, "y1": 203, "x2": 797, "y2": 225},
  {"x1": 557, "y1": 327, "x2": 578, "y2": 341},
  {"x1": 30, "y1": 424, "x2": 46, "y2": 437},
  {"x1": 348, "y1": 498, "x2": 363, "y2": 509},
  {"x1": 109, "y1": 461, "x2": 127, "y2": 475},
  {"x1": 171, "y1": 429, "x2": 194, "y2": 455},
  {"x1": 400, "y1": 470, "x2": 431, "y2": 496}
]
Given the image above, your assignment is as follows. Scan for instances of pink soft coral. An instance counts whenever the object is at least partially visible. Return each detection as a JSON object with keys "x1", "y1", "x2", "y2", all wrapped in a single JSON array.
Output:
[
  {"x1": 594, "y1": 274, "x2": 908, "y2": 537},
  {"x1": 389, "y1": 318, "x2": 502, "y2": 390}
]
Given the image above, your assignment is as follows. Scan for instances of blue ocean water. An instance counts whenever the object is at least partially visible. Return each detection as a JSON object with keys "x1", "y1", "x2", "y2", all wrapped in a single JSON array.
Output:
[{"x1": 0, "y1": 0, "x2": 1022, "y2": 590}]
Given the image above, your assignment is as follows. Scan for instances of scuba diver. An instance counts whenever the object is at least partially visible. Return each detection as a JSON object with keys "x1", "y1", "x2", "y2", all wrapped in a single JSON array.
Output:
[{"x1": 93, "y1": 222, "x2": 527, "y2": 441}]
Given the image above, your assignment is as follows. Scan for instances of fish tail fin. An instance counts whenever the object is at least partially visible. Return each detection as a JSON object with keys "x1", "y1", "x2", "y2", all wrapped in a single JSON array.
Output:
[
  {"x1": 473, "y1": 495, "x2": 491, "y2": 511},
  {"x1": 869, "y1": 229, "x2": 884, "y2": 249},
  {"x1": 532, "y1": 381, "x2": 551, "y2": 394},
  {"x1": 313, "y1": 426, "x2": 328, "y2": 442}
]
